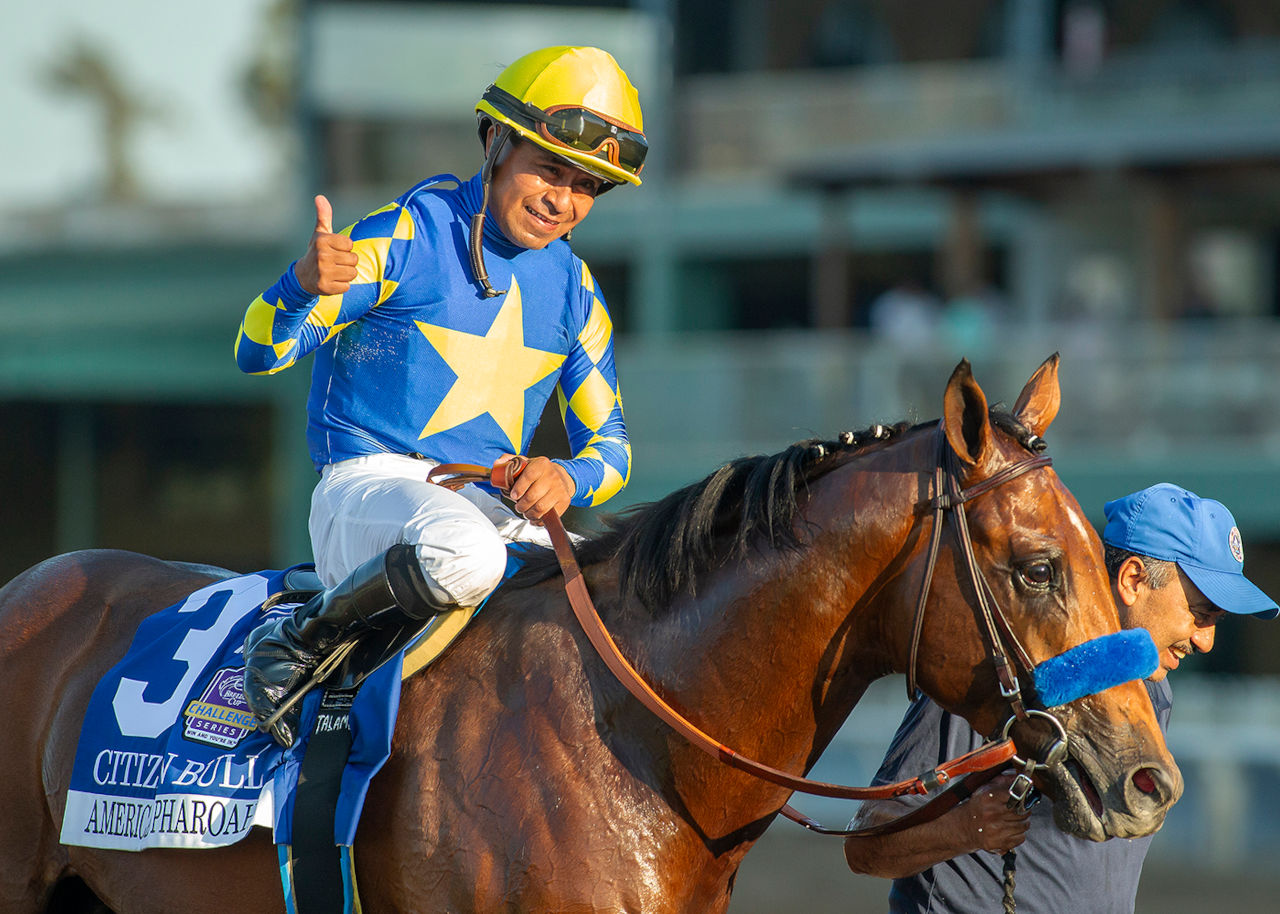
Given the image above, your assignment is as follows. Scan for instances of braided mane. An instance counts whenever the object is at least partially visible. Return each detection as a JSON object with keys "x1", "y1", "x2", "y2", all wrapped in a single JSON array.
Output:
[{"x1": 508, "y1": 410, "x2": 1042, "y2": 609}]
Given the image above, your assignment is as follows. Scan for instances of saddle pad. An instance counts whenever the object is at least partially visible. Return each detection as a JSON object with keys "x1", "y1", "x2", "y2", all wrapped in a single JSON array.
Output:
[
  {"x1": 400, "y1": 605, "x2": 478, "y2": 680},
  {"x1": 59, "y1": 569, "x2": 402, "y2": 852}
]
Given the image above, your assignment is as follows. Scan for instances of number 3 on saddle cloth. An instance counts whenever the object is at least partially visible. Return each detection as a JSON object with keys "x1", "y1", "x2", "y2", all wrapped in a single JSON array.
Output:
[{"x1": 60, "y1": 554, "x2": 520, "y2": 914}]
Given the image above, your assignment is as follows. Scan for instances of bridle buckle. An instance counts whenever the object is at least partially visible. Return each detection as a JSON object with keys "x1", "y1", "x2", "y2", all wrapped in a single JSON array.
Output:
[
  {"x1": 998, "y1": 678, "x2": 1023, "y2": 701},
  {"x1": 1006, "y1": 770, "x2": 1037, "y2": 811}
]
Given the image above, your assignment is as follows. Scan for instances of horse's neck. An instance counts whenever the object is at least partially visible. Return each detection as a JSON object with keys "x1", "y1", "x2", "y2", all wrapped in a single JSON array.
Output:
[
  {"x1": 668, "y1": 438, "x2": 925, "y2": 694},
  {"x1": 592, "y1": 444, "x2": 924, "y2": 829}
]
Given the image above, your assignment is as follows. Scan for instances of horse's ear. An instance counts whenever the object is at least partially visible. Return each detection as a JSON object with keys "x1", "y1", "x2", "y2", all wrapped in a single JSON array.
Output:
[
  {"x1": 942, "y1": 359, "x2": 992, "y2": 467},
  {"x1": 1012, "y1": 353, "x2": 1061, "y2": 438}
]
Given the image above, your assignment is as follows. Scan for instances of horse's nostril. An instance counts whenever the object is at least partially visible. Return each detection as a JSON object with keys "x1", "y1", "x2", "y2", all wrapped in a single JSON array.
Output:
[{"x1": 1133, "y1": 767, "x2": 1159, "y2": 795}]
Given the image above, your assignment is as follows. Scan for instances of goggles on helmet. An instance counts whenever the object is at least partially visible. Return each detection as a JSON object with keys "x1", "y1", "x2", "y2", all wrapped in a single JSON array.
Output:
[{"x1": 482, "y1": 85, "x2": 648, "y2": 176}]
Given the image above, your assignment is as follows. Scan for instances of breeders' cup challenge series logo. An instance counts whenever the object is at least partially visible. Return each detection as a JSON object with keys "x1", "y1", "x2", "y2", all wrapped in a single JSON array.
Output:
[{"x1": 183, "y1": 667, "x2": 257, "y2": 748}]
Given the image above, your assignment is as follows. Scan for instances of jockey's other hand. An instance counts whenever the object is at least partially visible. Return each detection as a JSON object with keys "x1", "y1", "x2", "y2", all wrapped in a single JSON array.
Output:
[
  {"x1": 294, "y1": 194, "x2": 359, "y2": 296},
  {"x1": 499, "y1": 455, "x2": 573, "y2": 523}
]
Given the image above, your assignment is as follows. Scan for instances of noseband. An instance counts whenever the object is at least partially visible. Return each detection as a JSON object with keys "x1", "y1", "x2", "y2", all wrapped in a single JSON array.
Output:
[{"x1": 907, "y1": 428, "x2": 1064, "y2": 772}]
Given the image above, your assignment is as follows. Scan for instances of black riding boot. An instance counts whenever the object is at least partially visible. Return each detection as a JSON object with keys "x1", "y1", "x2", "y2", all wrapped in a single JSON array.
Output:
[{"x1": 243, "y1": 544, "x2": 449, "y2": 746}]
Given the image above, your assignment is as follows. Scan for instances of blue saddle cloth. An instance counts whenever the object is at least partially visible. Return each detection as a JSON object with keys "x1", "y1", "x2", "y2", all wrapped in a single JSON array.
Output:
[{"x1": 60, "y1": 567, "x2": 401, "y2": 851}]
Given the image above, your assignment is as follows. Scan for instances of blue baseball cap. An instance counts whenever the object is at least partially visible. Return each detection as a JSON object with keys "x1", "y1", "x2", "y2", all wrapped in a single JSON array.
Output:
[{"x1": 1103, "y1": 484, "x2": 1278, "y2": 619}]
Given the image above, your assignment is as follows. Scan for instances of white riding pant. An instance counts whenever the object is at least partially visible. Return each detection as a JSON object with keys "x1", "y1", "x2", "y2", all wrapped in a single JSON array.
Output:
[{"x1": 309, "y1": 453, "x2": 553, "y2": 607}]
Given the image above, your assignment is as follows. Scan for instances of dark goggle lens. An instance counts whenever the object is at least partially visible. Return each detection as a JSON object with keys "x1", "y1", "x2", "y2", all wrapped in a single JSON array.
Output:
[{"x1": 543, "y1": 109, "x2": 648, "y2": 172}]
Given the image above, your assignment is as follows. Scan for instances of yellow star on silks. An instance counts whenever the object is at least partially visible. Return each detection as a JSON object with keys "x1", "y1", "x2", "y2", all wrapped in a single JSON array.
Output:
[{"x1": 415, "y1": 278, "x2": 566, "y2": 450}]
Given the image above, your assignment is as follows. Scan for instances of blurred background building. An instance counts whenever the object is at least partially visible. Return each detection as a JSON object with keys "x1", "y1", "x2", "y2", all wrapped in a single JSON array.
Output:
[{"x1": 3, "y1": 1, "x2": 1280, "y2": 910}]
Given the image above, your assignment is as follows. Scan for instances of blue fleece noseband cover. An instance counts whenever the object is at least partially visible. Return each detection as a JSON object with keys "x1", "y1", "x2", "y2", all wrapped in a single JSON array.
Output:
[{"x1": 1031, "y1": 629, "x2": 1159, "y2": 708}]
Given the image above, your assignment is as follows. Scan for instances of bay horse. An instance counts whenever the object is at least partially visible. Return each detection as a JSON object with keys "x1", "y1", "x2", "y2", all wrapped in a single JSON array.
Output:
[{"x1": 1, "y1": 356, "x2": 1180, "y2": 913}]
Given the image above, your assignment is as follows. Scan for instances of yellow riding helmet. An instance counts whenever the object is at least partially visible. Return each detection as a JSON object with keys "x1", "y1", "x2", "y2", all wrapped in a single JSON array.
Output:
[{"x1": 476, "y1": 46, "x2": 647, "y2": 187}]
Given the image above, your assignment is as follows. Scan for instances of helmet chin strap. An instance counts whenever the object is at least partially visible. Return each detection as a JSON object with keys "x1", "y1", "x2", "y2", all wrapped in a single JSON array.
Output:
[{"x1": 470, "y1": 124, "x2": 511, "y2": 298}]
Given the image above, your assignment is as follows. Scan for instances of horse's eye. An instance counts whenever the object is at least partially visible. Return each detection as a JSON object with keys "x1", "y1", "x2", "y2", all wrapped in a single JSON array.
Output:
[{"x1": 1018, "y1": 561, "x2": 1055, "y2": 589}]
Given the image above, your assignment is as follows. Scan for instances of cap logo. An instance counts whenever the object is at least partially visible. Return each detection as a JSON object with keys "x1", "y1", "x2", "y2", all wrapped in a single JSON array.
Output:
[{"x1": 1229, "y1": 526, "x2": 1244, "y2": 564}]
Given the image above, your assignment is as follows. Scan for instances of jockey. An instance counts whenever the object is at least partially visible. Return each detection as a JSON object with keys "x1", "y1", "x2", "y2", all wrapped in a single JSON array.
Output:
[{"x1": 234, "y1": 46, "x2": 646, "y2": 746}]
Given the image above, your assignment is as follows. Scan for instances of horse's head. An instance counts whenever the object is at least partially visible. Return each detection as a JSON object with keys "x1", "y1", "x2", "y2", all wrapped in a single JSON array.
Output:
[{"x1": 904, "y1": 354, "x2": 1182, "y2": 841}]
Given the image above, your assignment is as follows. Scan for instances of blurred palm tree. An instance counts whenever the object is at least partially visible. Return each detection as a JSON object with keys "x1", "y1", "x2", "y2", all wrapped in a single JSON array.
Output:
[{"x1": 44, "y1": 37, "x2": 164, "y2": 204}]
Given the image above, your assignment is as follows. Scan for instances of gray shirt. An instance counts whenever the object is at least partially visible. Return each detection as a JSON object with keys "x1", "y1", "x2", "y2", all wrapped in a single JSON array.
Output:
[{"x1": 872, "y1": 680, "x2": 1172, "y2": 914}]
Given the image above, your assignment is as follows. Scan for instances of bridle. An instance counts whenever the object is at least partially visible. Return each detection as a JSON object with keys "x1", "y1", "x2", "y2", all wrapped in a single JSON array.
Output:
[
  {"x1": 428, "y1": 431, "x2": 1066, "y2": 837},
  {"x1": 908, "y1": 427, "x2": 1067, "y2": 775},
  {"x1": 907, "y1": 429, "x2": 1060, "y2": 914}
]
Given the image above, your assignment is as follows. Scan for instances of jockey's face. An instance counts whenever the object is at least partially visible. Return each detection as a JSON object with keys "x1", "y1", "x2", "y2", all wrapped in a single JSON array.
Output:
[{"x1": 485, "y1": 130, "x2": 602, "y2": 250}]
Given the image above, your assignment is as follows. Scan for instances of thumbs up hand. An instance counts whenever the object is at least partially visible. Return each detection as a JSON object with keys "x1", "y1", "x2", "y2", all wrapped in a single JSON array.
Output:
[{"x1": 293, "y1": 195, "x2": 359, "y2": 296}]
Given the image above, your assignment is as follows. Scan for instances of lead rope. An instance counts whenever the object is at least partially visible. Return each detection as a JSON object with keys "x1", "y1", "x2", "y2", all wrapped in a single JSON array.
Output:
[{"x1": 1001, "y1": 848, "x2": 1017, "y2": 913}]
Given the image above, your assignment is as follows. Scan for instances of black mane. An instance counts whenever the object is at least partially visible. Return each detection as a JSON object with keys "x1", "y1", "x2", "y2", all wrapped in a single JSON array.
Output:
[{"x1": 508, "y1": 409, "x2": 1042, "y2": 609}]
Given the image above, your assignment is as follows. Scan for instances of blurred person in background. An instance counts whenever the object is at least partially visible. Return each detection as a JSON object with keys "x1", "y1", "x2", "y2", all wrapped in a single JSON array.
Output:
[
  {"x1": 233, "y1": 45, "x2": 647, "y2": 746},
  {"x1": 844, "y1": 483, "x2": 1277, "y2": 914},
  {"x1": 938, "y1": 283, "x2": 1006, "y2": 356},
  {"x1": 868, "y1": 277, "x2": 943, "y2": 349}
]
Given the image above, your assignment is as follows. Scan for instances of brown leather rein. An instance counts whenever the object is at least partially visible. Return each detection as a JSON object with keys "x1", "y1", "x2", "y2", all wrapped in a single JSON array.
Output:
[{"x1": 428, "y1": 441, "x2": 1052, "y2": 838}]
